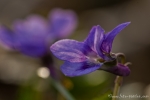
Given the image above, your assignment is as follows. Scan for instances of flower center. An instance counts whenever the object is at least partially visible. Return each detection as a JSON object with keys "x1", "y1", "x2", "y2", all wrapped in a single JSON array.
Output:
[{"x1": 97, "y1": 58, "x2": 105, "y2": 63}]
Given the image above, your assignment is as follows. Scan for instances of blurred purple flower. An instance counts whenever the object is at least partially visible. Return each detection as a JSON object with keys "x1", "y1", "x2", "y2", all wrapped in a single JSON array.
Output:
[
  {"x1": 50, "y1": 22, "x2": 130, "y2": 77},
  {"x1": 0, "y1": 8, "x2": 77, "y2": 57},
  {"x1": 49, "y1": 9, "x2": 77, "y2": 39}
]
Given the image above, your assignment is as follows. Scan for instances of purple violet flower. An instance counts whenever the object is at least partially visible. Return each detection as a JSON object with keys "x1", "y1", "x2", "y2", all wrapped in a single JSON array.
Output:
[
  {"x1": 0, "y1": 8, "x2": 77, "y2": 57},
  {"x1": 50, "y1": 22, "x2": 131, "y2": 77}
]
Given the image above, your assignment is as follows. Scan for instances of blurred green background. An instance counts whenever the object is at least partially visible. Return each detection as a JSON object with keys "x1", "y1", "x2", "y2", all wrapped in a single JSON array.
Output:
[{"x1": 0, "y1": 0, "x2": 150, "y2": 100}]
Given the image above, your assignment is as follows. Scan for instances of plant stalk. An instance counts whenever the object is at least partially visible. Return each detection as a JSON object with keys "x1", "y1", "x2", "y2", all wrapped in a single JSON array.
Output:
[
  {"x1": 51, "y1": 78, "x2": 75, "y2": 100},
  {"x1": 112, "y1": 53, "x2": 125, "y2": 100},
  {"x1": 112, "y1": 76, "x2": 123, "y2": 100}
]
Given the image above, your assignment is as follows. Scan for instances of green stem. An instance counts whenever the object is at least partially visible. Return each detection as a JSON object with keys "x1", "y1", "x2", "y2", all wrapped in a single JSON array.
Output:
[
  {"x1": 50, "y1": 78, "x2": 75, "y2": 100},
  {"x1": 112, "y1": 53, "x2": 126, "y2": 100},
  {"x1": 112, "y1": 76, "x2": 123, "y2": 100}
]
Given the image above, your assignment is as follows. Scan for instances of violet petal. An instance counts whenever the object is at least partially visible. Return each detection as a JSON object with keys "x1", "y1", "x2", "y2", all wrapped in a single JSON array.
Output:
[
  {"x1": 0, "y1": 25, "x2": 15, "y2": 49},
  {"x1": 101, "y1": 22, "x2": 130, "y2": 53},
  {"x1": 84, "y1": 25, "x2": 105, "y2": 58},
  {"x1": 100, "y1": 63, "x2": 130, "y2": 76},
  {"x1": 49, "y1": 8, "x2": 77, "y2": 38},
  {"x1": 61, "y1": 61, "x2": 102, "y2": 77},
  {"x1": 50, "y1": 39, "x2": 93, "y2": 62},
  {"x1": 13, "y1": 15, "x2": 49, "y2": 39},
  {"x1": 13, "y1": 15, "x2": 49, "y2": 57}
]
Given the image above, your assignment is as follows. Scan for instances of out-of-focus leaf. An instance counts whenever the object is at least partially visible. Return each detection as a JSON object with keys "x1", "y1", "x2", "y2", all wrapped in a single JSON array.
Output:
[
  {"x1": 92, "y1": 90, "x2": 112, "y2": 100},
  {"x1": 17, "y1": 85, "x2": 42, "y2": 100}
]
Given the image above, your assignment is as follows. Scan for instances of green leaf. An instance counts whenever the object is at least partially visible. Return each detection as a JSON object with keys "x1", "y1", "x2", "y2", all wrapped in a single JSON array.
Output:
[{"x1": 92, "y1": 90, "x2": 112, "y2": 100}]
